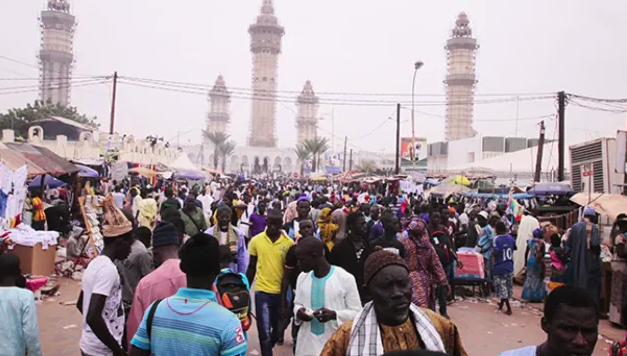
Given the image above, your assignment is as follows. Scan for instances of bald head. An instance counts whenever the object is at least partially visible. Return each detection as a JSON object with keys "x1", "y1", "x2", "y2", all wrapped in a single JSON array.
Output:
[
  {"x1": 296, "y1": 237, "x2": 325, "y2": 273},
  {"x1": 296, "y1": 236, "x2": 324, "y2": 255}
]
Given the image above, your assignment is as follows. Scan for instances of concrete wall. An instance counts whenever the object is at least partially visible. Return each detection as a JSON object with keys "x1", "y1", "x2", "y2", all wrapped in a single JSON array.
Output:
[{"x1": 2, "y1": 128, "x2": 178, "y2": 166}]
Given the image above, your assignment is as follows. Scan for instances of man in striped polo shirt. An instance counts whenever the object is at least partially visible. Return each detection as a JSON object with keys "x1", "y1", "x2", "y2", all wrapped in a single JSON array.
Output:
[{"x1": 129, "y1": 233, "x2": 247, "y2": 356}]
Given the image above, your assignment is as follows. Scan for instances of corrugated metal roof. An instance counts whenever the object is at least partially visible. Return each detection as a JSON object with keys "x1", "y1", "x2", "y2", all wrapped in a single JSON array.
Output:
[
  {"x1": 4, "y1": 143, "x2": 78, "y2": 176},
  {"x1": 31, "y1": 116, "x2": 96, "y2": 132},
  {"x1": 0, "y1": 148, "x2": 46, "y2": 176}
]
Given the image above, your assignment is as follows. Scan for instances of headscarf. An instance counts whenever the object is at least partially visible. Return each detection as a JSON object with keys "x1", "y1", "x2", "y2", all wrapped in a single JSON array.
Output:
[
  {"x1": 407, "y1": 216, "x2": 429, "y2": 241},
  {"x1": 318, "y1": 207, "x2": 338, "y2": 251}
]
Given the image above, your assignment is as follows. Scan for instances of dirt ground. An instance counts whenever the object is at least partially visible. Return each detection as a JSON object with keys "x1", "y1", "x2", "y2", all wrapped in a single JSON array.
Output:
[{"x1": 37, "y1": 278, "x2": 620, "y2": 356}]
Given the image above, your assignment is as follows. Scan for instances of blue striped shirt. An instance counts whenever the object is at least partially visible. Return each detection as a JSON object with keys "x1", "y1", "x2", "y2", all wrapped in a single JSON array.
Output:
[{"x1": 131, "y1": 288, "x2": 247, "y2": 356}]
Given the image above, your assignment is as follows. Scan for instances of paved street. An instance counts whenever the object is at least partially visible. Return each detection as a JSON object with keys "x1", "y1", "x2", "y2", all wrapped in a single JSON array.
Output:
[{"x1": 39, "y1": 278, "x2": 619, "y2": 356}]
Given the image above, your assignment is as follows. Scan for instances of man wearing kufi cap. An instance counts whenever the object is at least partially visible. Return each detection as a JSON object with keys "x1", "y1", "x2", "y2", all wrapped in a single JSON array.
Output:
[
  {"x1": 126, "y1": 221, "x2": 186, "y2": 348},
  {"x1": 320, "y1": 251, "x2": 467, "y2": 356},
  {"x1": 566, "y1": 206, "x2": 601, "y2": 305}
]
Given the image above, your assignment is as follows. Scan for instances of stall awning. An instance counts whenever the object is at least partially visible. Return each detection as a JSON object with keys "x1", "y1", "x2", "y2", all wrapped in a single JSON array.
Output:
[
  {"x1": 4, "y1": 143, "x2": 78, "y2": 176},
  {"x1": 570, "y1": 193, "x2": 627, "y2": 219},
  {"x1": 0, "y1": 146, "x2": 46, "y2": 176}
]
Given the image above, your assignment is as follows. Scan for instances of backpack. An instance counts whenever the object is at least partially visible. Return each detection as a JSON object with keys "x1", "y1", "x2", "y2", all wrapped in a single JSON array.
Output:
[{"x1": 215, "y1": 269, "x2": 252, "y2": 331}]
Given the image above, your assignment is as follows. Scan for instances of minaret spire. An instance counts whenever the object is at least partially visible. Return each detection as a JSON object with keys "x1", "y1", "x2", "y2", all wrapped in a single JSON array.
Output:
[{"x1": 248, "y1": 0, "x2": 285, "y2": 147}]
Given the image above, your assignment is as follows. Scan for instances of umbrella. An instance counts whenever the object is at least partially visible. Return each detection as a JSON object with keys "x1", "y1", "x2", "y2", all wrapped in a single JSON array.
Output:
[
  {"x1": 28, "y1": 174, "x2": 67, "y2": 190},
  {"x1": 528, "y1": 182, "x2": 575, "y2": 196},
  {"x1": 173, "y1": 170, "x2": 205, "y2": 180},
  {"x1": 444, "y1": 175, "x2": 470, "y2": 186},
  {"x1": 311, "y1": 176, "x2": 327, "y2": 182},
  {"x1": 129, "y1": 166, "x2": 159, "y2": 177},
  {"x1": 76, "y1": 164, "x2": 99, "y2": 178}
]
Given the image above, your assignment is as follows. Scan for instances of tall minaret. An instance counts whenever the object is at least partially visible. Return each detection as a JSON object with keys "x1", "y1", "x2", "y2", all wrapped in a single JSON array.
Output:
[
  {"x1": 295, "y1": 80, "x2": 319, "y2": 145},
  {"x1": 39, "y1": 0, "x2": 76, "y2": 106},
  {"x1": 444, "y1": 12, "x2": 479, "y2": 141},
  {"x1": 206, "y1": 75, "x2": 231, "y2": 137},
  {"x1": 248, "y1": 0, "x2": 284, "y2": 147}
]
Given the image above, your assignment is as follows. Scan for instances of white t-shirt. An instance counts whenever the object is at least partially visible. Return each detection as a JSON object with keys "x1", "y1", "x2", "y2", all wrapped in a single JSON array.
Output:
[
  {"x1": 112, "y1": 192, "x2": 125, "y2": 209},
  {"x1": 80, "y1": 255, "x2": 124, "y2": 356}
]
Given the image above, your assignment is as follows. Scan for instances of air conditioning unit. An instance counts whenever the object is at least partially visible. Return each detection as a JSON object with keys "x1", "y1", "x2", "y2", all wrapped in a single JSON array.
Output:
[{"x1": 570, "y1": 138, "x2": 620, "y2": 195}]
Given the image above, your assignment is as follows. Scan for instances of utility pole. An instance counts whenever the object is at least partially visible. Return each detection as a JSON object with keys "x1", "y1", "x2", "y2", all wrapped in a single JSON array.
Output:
[
  {"x1": 109, "y1": 71, "x2": 118, "y2": 135},
  {"x1": 349, "y1": 149, "x2": 353, "y2": 171},
  {"x1": 557, "y1": 91, "x2": 566, "y2": 182},
  {"x1": 342, "y1": 136, "x2": 347, "y2": 172},
  {"x1": 395, "y1": 103, "x2": 401, "y2": 175},
  {"x1": 534, "y1": 121, "x2": 546, "y2": 183}
]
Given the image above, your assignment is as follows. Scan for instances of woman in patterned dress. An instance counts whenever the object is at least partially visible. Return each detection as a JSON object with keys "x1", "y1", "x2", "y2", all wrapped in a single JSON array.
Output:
[
  {"x1": 521, "y1": 228, "x2": 547, "y2": 302},
  {"x1": 401, "y1": 216, "x2": 449, "y2": 311}
]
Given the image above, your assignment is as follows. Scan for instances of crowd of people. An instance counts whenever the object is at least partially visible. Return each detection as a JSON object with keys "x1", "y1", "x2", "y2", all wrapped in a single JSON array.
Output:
[{"x1": 0, "y1": 175, "x2": 617, "y2": 356}]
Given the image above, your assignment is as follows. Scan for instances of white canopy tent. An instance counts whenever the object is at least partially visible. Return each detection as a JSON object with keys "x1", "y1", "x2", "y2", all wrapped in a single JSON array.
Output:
[{"x1": 170, "y1": 153, "x2": 199, "y2": 171}]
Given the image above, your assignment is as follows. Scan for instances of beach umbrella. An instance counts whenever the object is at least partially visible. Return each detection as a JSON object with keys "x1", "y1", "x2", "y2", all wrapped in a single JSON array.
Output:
[
  {"x1": 28, "y1": 174, "x2": 67, "y2": 190},
  {"x1": 76, "y1": 164, "x2": 99, "y2": 178}
]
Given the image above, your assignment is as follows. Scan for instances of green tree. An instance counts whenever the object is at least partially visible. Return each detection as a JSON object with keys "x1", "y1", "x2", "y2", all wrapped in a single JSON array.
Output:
[
  {"x1": 294, "y1": 144, "x2": 312, "y2": 177},
  {"x1": 303, "y1": 137, "x2": 330, "y2": 173},
  {"x1": 203, "y1": 131, "x2": 230, "y2": 170},
  {"x1": 219, "y1": 140, "x2": 236, "y2": 173},
  {"x1": 0, "y1": 100, "x2": 99, "y2": 138}
]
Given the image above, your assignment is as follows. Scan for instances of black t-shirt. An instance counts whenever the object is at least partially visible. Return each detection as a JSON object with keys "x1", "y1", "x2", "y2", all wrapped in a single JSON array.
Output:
[
  {"x1": 431, "y1": 232, "x2": 455, "y2": 267},
  {"x1": 285, "y1": 245, "x2": 300, "y2": 291},
  {"x1": 371, "y1": 237, "x2": 406, "y2": 258}
]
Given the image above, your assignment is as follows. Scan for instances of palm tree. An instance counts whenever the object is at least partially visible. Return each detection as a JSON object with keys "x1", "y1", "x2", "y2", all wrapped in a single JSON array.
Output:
[
  {"x1": 303, "y1": 137, "x2": 330, "y2": 173},
  {"x1": 356, "y1": 160, "x2": 377, "y2": 174},
  {"x1": 219, "y1": 140, "x2": 236, "y2": 173},
  {"x1": 203, "y1": 130, "x2": 229, "y2": 169},
  {"x1": 294, "y1": 144, "x2": 311, "y2": 177}
]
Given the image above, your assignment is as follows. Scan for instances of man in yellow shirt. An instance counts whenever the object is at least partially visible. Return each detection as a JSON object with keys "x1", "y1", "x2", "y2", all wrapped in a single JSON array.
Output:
[{"x1": 247, "y1": 208, "x2": 294, "y2": 356}]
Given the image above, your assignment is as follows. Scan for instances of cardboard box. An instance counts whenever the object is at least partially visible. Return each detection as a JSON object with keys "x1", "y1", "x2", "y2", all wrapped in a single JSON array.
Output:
[{"x1": 8, "y1": 243, "x2": 57, "y2": 276}]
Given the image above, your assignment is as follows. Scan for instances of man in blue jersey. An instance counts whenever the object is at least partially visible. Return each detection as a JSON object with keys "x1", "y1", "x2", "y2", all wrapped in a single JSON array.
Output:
[
  {"x1": 129, "y1": 233, "x2": 247, "y2": 356},
  {"x1": 492, "y1": 221, "x2": 517, "y2": 315}
]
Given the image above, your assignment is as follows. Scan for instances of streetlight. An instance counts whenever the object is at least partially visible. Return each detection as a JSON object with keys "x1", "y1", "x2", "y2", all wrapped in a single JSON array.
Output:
[{"x1": 411, "y1": 60, "x2": 424, "y2": 172}]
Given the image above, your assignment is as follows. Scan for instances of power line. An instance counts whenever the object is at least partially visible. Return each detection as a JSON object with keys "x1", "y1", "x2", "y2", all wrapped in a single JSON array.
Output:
[
  {"x1": 350, "y1": 108, "x2": 398, "y2": 141},
  {"x1": 0, "y1": 79, "x2": 110, "y2": 96},
  {"x1": 569, "y1": 93, "x2": 627, "y2": 104},
  {"x1": 120, "y1": 75, "x2": 553, "y2": 98},
  {"x1": 0, "y1": 55, "x2": 39, "y2": 69},
  {"x1": 0, "y1": 77, "x2": 109, "y2": 92},
  {"x1": 118, "y1": 79, "x2": 554, "y2": 107}
]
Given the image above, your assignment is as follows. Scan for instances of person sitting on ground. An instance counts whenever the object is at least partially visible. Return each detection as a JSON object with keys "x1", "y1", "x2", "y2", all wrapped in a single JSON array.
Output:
[
  {"x1": 498, "y1": 285, "x2": 599, "y2": 356},
  {"x1": 320, "y1": 250, "x2": 467, "y2": 356},
  {"x1": 130, "y1": 233, "x2": 247, "y2": 356},
  {"x1": 0, "y1": 254, "x2": 42, "y2": 356}
]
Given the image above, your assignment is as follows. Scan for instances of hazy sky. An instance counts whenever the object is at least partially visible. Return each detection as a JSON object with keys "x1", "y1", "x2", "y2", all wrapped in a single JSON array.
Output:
[{"x1": 2, "y1": 0, "x2": 626, "y2": 155}]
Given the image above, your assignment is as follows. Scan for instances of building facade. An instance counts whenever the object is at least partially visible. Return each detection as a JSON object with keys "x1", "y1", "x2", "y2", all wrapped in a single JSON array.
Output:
[
  {"x1": 39, "y1": 0, "x2": 75, "y2": 106},
  {"x1": 444, "y1": 12, "x2": 478, "y2": 141},
  {"x1": 295, "y1": 80, "x2": 319, "y2": 145},
  {"x1": 248, "y1": 0, "x2": 285, "y2": 147},
  {"x1": 206, "y1": 75, "x2": 231, "y2": 137}
]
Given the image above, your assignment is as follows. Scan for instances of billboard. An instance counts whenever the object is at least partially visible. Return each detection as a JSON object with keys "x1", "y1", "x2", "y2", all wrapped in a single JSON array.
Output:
[
  {"x1": 99, "y1": 133, "x2": 121, "y2": 155},
  {"x1": 324, "y1": 152, "x2": 343, "y2": 174},
  {"x1": 400, "y1": 137, "x2": 427, "y2": 172}
]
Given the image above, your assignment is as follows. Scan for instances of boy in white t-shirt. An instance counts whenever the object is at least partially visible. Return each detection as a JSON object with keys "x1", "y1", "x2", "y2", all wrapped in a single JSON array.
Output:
[{"x1": 78, "y1": 196, "x2": 133, "y2": 356}]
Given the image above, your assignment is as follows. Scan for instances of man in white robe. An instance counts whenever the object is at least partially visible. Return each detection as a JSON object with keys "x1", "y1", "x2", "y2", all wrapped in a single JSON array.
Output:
[{"x1": 293, "y1": 238, "x2": 361, "y2": 356}]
